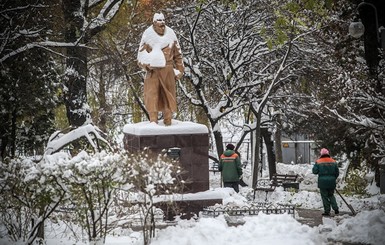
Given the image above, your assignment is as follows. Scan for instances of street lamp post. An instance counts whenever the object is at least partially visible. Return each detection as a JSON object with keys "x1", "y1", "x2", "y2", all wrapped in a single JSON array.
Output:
[
  {"x1": 349, "y1": 1, "x2": 385, "y2": 193},
  {"x1": 349, "y1": 2, "x2": 385, "y2": 49},
  {"x1": 349, "y1": 21, "x2": 365, "y2": 38},
  {"x1": 349, "y1": 1, "x2": 385, "y2": 75}
]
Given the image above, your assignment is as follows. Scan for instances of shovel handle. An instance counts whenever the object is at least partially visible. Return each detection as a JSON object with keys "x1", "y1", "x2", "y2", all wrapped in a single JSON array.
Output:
[{"x1": 335, "y1": 189, "x2": 356, "y2": 215}]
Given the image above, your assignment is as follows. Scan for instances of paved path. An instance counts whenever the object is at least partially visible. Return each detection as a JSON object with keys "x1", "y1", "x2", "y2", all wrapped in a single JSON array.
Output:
[
  {"x1": 296, "y1": 209, "x2": 363, "y2": 245},
  {"x1": 296, "y1": 208, "x2": 324, "y2": 227},
  {"x1": 296, "y1": 208, "x2": 352, "y2": 227}
]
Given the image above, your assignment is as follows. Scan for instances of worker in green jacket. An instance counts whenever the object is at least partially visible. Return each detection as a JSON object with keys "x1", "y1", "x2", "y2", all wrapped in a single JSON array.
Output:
[
  {"x1": 219, "y1": 143, "x2": 243, "y2": 193},
  {"x1": 312, "y1": 148, "x2": 340, "y2": 216}
]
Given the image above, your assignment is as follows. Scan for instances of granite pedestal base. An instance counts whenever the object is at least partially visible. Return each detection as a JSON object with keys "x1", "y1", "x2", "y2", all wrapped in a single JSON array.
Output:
[
  {"x1": 157, "y1": 199, "x2": 222, "y2": 220},
  {"x1": 123, "y1": 120, "x2": 210, "y2": 193}
]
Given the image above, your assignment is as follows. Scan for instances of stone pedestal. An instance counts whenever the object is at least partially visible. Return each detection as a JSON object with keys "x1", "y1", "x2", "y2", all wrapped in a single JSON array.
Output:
[
  {"x1": 157, "y1": 199, "x2": 222, "y2": 220},
  {"x1": 123, "y1": 120, "x2": 210, "y2": 193}
]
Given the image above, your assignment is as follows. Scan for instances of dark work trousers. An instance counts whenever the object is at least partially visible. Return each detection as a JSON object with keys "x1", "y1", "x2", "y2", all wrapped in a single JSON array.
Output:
[
  {"x1": 320, "y1": 188, "x2": 338, "y2": 213},
  {"x1": 224, "y1": 182, "x2": 239, "y2": 193}
]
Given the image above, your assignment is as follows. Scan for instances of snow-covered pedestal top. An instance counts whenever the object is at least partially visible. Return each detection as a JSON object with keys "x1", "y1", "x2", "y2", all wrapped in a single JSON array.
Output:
[{"x1": 123, "y1": 120, "x2": 209, "y2": 136}]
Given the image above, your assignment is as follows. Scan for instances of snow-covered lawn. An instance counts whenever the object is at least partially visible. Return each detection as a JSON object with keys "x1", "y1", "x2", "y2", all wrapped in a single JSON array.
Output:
[{"x1": 2, "y1": 162, "x2": 384, "y2": 245}]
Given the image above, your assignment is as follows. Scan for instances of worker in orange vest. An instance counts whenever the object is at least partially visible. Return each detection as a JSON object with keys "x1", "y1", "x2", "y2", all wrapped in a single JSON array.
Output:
[
  {"x1": 219, "y1": 144, "x2": 243, "y2": 193},
  {"x1": 313, "y1": 148, "x2": 340, "y2": 216}
]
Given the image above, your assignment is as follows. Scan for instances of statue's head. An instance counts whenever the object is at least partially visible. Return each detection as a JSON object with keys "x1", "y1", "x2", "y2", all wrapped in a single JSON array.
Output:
[{"x1": 152, "y1": 13, "x2": 165, "y2": 36}]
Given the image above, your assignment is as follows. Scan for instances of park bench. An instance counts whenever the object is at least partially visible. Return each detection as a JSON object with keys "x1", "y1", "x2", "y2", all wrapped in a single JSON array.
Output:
[
  {"x1": 272, "y1": 174, "x2": 299, "y2": 190},
  {"x1": 253, "y1": 173, "x2": 299, "y2": 201},
  {"x1": 209, "y1": 161, "x2": 219, "y2": 173}
]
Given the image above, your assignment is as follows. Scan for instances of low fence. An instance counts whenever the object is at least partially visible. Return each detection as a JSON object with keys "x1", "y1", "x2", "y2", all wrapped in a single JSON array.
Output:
[{"x1": 201, "y1": 202, "x2": 295, "y2": 218}]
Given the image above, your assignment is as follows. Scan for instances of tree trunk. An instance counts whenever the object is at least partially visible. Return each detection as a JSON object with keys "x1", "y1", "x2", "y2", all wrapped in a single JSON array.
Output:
[
  {"x1": 37, "y1": 208, "x2": 45, "y2": 240},
  {"x1": 251, "y1": 114, "x2": 261, "y2": 189},
  {"x1": 11, "y1": 108, "x2": 17, "y2": 157},
  {"x1": 98, "y1": 64, "x2": 107, "y2": 132},
  {"x1": 261, "y1": 128, "x2": 276, "y2": 179},
  {"x1": 213, "y1": 126, "x2": 224, "y2": 159},
  {"x1": 274, "y1": 114, "x2": 283, "y2": 163},
  {"x1": 62, "y1": 0, "x2": 89, "y2": 127},
  {"x1": 0, "y1": 114, "x2": 9, "y2": 159}
]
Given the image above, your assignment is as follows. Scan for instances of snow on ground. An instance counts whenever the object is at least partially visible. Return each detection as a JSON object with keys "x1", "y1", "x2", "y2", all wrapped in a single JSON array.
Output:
[{"x1": 1, "y1": 163, "x2": 384, "y2": 245}]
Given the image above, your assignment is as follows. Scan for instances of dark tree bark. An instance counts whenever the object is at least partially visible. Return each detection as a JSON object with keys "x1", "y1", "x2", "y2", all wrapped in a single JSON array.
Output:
[
  {"x1": 274, "y1": 114, "x2": 283, "y2": 163},
  {"x1": 251, "y1": 113, "x2": 261, "y2": 189},
  {"x1": 62, "y1": 0, "x2": 89, "y2": 127},
  {"x1": 60, "y1": 0, "x2": 124, "y2": 127},
  {"x1": 261, "y1": 127, "x2": 276, "y2": 179},
  {"x1": 98, "y1": 64, "x2": 107, "y2": 132},
  {"x1": 213, "y1": 127, "x2": 224, "y2": 160}
]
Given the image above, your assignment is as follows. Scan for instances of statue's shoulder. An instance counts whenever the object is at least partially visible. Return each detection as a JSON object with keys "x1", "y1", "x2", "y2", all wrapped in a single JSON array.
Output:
[
  {"x1": 142, "y1": 26, "x2": 154, "y2": 36},
  {"x1": 165, "y1": 26, "x2": 176, "y2": 34},
  {"x1": 165, "y1": 26, "x2": 177, "y2": 39}
]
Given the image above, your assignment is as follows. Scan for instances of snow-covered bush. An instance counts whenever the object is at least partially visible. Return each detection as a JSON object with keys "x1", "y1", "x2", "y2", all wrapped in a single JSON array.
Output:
[
  {"x1": 0, "y1": 156, "x2": 67, "y2": 244},
  {"x1": 46, "y1": 150, "x2": 128, "y2": 245},
  {"x1": 0, "y1": 148, "x2": 184, "y2": 245},
  {"x1": 115, "y1": 148, "x2": 183, "y2": 245}
]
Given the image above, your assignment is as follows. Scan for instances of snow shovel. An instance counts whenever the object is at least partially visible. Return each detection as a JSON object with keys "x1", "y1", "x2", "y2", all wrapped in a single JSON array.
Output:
[
  {"x1": 238, "y1": 175, "x2": 248, "y2": 187},
  {"x1": 335, "y1": 189, "x2": 356, "y2": 215},
  {"x1": 239, "y1": 178, "x2": 248, "y2": 187}
]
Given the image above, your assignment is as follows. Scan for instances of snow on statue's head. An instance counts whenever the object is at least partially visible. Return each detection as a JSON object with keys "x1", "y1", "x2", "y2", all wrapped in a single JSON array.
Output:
[
  {"x1": 153, "y1": 13, "x2": 166, "y2": 36},
  {"x1": 153, "y1": 13, "x2": 165, "y2": 22}
]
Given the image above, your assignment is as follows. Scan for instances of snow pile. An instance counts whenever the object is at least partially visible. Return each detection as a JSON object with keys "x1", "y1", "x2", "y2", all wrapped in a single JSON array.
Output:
[
  {"x1": 151, "y1": 214, "x2": 323, "y2": 245},
  {"x1": 327, "y1": 209, "x2": 385, "y2": 245}
]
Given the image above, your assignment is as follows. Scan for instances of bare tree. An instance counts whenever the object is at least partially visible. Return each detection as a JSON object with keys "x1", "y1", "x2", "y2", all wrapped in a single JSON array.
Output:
[
  {"x1": 178, "y1": 1, "x2": 274, "y2": 160},
  {"x1": 177, "y1": 0, "x2": 332, "y2": 187}
]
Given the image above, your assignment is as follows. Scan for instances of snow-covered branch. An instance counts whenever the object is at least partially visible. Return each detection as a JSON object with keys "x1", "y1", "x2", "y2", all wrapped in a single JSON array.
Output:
[
  {"x1": 45, "y1": 124, "x2": 112, "y2": 155},
  {"x1": 87, "y1": 0, "x2": 124, "y2": 36},
  {"x1": 325, "y1": 106, "x2": 384, "y2": 131},
  {"x1": 0, "y1": 41, "x2": 88, "y2": 63}
]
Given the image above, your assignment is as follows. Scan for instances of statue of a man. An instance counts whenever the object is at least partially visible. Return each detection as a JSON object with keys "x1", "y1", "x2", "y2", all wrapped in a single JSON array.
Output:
[{"x1": 137, "y1": 13, "x2": 184, "y2": 126}]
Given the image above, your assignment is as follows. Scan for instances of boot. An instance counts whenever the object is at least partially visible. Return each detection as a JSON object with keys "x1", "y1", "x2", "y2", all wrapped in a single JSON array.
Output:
[
  {"x1": 149, "y1": 112, "x2": 158, "y2": 124},
  {"x1": 163, "y1": 109, "x2": 172, "y2": 126}
]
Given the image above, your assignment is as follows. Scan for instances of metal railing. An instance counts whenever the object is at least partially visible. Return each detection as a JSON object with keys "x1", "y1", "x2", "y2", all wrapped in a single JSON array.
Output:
[{"x1": 201, "y1": 202, "x2": 295, "y2": 218}]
